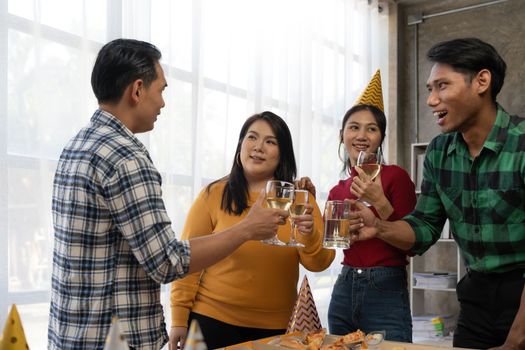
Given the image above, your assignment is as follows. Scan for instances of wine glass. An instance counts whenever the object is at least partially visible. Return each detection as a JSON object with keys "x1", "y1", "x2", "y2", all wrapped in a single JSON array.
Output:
[
  {"x1": 262, "y1": 180, "x2": 295, "y2": 246},
  {"x1": 286, "y1": 189, "x2": 309, "y2": 247},
  {"x1": 355, "y1": 150, "x2": 382, "y2": 206}
]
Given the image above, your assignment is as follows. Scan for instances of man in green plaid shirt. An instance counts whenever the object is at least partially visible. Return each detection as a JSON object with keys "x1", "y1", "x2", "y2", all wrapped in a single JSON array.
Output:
[{"x1": 350, "y1": 38, "x2": 525, "y2": 349}]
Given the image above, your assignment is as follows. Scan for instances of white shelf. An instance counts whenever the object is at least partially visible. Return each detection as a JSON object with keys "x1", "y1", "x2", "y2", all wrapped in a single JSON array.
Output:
[
  {"x1": 412, "y1": 286, "x2": 456, "y2": 292},
  {"x1": 409, "y1": 142, "x2": 465, "y2": 340},
  {"x1": 413, "y1": 337, "x2": 453, "y2": 348}
]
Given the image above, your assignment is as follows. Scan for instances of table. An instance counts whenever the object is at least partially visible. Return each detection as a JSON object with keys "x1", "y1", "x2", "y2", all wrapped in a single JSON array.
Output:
[{"x1": 219, "y1": 336, "x2": 475, "y2": 350}]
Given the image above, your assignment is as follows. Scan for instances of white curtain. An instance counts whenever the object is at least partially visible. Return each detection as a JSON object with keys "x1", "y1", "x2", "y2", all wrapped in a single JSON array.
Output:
[{"x1": 0, "y1": 0, "x2": 390, "y2": 348}]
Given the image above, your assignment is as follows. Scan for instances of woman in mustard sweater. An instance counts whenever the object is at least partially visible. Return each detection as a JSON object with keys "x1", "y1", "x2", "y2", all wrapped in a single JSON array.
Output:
[{"x1": 169, "y1": 111, "x2": 334, "y2": 349}]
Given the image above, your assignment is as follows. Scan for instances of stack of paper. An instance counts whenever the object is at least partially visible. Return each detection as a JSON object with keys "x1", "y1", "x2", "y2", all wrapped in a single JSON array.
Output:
[
  {"x1": 413, "y1": 272, "x2": 457, "y2": 289},
  {"x1": 412, "y1": 314, "x2": 456, "y2": 339}
]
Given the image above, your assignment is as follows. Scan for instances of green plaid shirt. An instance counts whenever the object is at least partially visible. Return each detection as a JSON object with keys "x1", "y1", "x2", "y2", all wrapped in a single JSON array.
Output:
[{"x1": 404, "y1": 105, "x2": 525, "y2": 273}]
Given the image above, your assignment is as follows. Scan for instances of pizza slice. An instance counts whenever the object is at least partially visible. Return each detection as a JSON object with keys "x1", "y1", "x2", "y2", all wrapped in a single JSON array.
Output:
[
  {"x1": 305, "y1": 328, "x2": 327, "y2": 350},
  {"x1": 333, "y1": 329, "x2": 365, "y2": 345}
]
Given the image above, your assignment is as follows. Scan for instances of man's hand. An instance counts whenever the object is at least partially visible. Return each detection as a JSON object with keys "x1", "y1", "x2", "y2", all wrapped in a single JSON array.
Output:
[
  {"x1": 490, "y1": 287, "x2": 525, "y2": 350},
  {"x1": 169, "y1": 326, "x2": 187, "y2": 350},
  {"x1": 346, "y1": 199, "x2": 379, "y2": 243},
  {"x1": 242, "y1": 189, "x2": 289, "y2": 241},
  {"x1": 295, "y1": 176, "x2": 316, "y2": 198}
]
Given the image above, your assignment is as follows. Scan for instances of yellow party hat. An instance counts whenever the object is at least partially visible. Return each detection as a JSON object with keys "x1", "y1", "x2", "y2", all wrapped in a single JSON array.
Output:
[
  {"x1": 354, "y1": 69, "x2": 384, "y2": 112},
  {"x1": 0, "y1": 304, "x2": 30, "y2": 350},
  {"x1": 183, "y1": 319, "x2": 207, "y2": 350},
  {"x1": 286, "y1": 275, "x2": 322, "y2": 333}
]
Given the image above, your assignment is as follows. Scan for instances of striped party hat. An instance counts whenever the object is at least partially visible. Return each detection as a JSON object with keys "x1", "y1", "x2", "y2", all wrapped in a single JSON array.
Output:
[
  {"x1": 286, "y1": 275, "x2": 322, "y2": 333},
  {"x1": 354, "y1": 69, "x2": 384, "y2": 112}
]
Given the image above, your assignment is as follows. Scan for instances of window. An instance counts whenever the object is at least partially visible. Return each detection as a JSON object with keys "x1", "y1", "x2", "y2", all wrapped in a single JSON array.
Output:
[{"x1": 0, "y1": 0, "x2": 389, "y2": 347}]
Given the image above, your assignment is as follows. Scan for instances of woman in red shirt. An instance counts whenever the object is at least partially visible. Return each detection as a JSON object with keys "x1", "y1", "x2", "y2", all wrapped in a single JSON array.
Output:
[{"x1": 327, "y1": 71, "x2": 416, "y2": 341}]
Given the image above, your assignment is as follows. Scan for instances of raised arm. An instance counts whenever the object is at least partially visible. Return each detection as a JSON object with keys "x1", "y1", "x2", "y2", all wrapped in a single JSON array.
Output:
[
  {"x1": 107, "y1": 158, "x2": 287, "y2": 283},
  {"x1": 187, "y1": 189, "x2": 288, "y2": 273}
]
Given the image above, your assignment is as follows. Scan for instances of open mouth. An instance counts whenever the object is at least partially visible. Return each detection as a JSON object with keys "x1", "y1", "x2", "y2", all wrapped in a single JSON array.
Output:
[{"x1": 434, "y1": 110, "x2": 447, "y2": 125}]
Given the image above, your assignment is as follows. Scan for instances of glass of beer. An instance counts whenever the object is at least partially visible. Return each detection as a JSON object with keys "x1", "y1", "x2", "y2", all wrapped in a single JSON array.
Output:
[{"x1": 322, "y1": 200, "x2": 351, "y2": 249}]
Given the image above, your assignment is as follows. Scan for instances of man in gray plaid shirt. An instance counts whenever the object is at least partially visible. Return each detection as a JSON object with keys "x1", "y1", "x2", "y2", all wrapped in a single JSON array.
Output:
[{"x1": 48, "y1": 38, "x2": 288, "y2": 350}]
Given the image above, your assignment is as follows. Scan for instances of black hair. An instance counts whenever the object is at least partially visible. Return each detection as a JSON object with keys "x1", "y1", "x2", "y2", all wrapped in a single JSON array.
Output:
[
  {"x1": 339, "y1": 104, "x2": 386, "y2": 174},
  {"x1": 91, "y1": 38, "x2": 162, "y2": 104},
  {"x1": 208, "y1": 111, "x2": 297, "y2": 215},
  {"x1": 427, "y1": 37, "x2": 507, "y2": 101}
]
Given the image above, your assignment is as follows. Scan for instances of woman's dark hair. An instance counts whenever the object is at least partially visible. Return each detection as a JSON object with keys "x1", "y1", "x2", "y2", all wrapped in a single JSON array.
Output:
[
  {"x1": 91, "y1": 38, "x2": 162, "y2": 104},
  {"x1": 339, "y1": 104, "x2": 386, "y2": 174},
  {"x1": 208, "y1": 111, "x2": 297, "y2": 215},
  {"x1": 427, "y1": 37, "x2": 507, "y2": 101}
]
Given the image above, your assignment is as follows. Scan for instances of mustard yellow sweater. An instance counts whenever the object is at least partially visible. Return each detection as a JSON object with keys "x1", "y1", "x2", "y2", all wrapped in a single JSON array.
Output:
[{"x1": 170, "y1": 181, "x2": 335, "y2": 329}]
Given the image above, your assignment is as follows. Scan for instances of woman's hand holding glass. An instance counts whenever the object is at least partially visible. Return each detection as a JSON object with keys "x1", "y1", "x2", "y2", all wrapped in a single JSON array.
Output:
[
  {"x1": 294, "y1": 176, "x2": 316, "y2": 198},
  {"x1": 350, "y1": 167, "x2": 384, "y2": 205},
  {"x1": 262, "y1": 180, "x2": 295, "y2": 246},
  {"x1": 286, "y1": 190, "x2": 310, "y2": 247},
  {"x1": 352, "y1": 150, "x2": 382, "y2": 206}
]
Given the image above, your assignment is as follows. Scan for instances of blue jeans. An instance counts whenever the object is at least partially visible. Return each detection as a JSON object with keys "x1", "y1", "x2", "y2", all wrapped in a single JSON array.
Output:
[{"x1": 328, "y1": 265, "x2": 412, "y2": 342}]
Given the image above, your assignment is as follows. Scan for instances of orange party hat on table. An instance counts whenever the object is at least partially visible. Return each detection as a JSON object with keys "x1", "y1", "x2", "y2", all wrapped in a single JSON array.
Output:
[
  {"x1": 286, "y1": 275, "x2": 322, "y2": 333},
  {"x1": 0, "y1": 304, "x2": 30, "y2": 350},
  {"x1": 103, "y1": 317, "x2": 129, "y2": 350},
  {"x1": 183, "y1": 319, "x2": 208, "y2": 350},
  {"x1": 354, "y1": 69, "x2": 384, "y2": 112}
]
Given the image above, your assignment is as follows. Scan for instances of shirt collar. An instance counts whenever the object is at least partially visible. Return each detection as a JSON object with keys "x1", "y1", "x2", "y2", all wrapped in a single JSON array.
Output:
[
  {"x1": 446, "y1": 104, "x2": 509, "y2": 157},
  {"x1": 91, "y1": 109, "x2": 150, "y2": 156}
]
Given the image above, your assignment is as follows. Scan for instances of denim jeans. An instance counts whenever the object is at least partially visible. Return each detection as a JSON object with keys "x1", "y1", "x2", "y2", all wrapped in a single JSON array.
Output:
[{"x1": 328, "y1": 265, "x2": 412, "y2": 342}]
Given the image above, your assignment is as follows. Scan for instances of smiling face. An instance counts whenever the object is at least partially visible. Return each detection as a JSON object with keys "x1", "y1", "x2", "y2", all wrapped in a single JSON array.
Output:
[
  {"x1": 342, "y1": 109, "x2": 383, "y2": 166},
  {"x1": 426, "y1": 63, "x2": 484, "y2": 134},
  {"x1": 240, "y1": 119, "x2": 280, "y2": 183}
]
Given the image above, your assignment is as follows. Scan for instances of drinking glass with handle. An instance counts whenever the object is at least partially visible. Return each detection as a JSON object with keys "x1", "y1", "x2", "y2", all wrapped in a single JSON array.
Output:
[
  {"x1": 322, "y1": 200, "x2": 351, "y2": 249},
  {"x1": 262, "y1": 180, "x2": 294, "y2": 246}
]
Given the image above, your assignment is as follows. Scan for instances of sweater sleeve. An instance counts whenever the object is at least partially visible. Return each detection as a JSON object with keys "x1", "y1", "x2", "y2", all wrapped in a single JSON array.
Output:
[
  {"x1": 170, "y1": 188, "x2": 215, "y2": 327},
  {"x1": 297, "y1": 193, "x2": 335, "y2": 272}
]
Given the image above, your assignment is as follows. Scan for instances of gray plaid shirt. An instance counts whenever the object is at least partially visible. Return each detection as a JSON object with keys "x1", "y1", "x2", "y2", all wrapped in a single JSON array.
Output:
[{"x1": 48, "y1": 109, "x2": 190, "y2": 349}]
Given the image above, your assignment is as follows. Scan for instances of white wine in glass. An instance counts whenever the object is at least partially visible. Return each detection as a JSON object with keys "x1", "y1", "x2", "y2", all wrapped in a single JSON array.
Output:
[
  {"x1": 266, "y1": 197, "x2": 293, "y2": 210},
  {"x1": 286, "y1": 189, "x2": 308, "y2": 247},
  {"x1": 262, "y1": 180, "x2": 294, "y2": 246},
  {"x1": 355, "y1": 150, "x2": 382, "y2": 206}
]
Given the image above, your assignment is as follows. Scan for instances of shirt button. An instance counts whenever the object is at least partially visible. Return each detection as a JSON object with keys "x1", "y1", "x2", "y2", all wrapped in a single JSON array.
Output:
[
  {"x1": 357, "y1": 269, "x2": 363, "y2": 274},
  {"x1": 474, "y1": 227, "x2": 480, "y2": 233}
]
